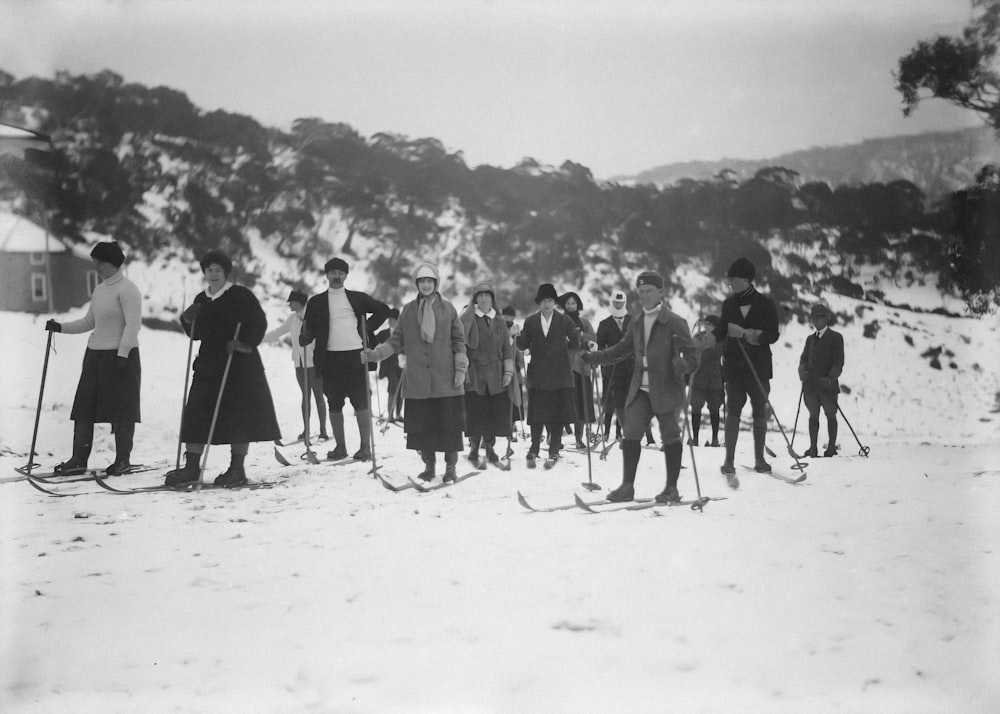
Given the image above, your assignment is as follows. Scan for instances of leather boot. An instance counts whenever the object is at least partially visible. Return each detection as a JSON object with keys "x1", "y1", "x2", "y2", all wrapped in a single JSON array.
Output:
[
  {"x1": 106, "y1": 422, "x2": 135, "y2": 475},
  {"x1": 327, "y1": 412, "x2": 348, "y2": 459},
  {"x1": 825, "y1": 417, "x2": 838, "y2": 457},
  {"x1": 443, "y1": 450, "x2": 458, "y2": 483},
  {"x1": 417, "y1": 451, "x2": 436, "y2": 481},
  {"x1": 608, "y1": 439, "x2": 641, "y2": 502},
  {"x1": 165, "y1": 451, "x2": 201, "y2": 486},
  {"x1": 215, "y1": 452, "x2": 247, "y2": 487},
  {"x1": 656, "y1": 441, "x2": 683, "y2": 503},
  {"x1": 354, "y1": 410, "x2": 372, "y2": 460},
  {"x1": 55, "y1": 421, "x2": 94, "y2": 474},
  {"x1": 752, "y1": 417, "x2": 771, "y2": 472}
]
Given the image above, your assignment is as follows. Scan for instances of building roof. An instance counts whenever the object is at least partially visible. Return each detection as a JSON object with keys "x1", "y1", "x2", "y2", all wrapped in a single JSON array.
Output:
[{"x1": 0, "y1": 210, "x2": 66, "y2": 253}]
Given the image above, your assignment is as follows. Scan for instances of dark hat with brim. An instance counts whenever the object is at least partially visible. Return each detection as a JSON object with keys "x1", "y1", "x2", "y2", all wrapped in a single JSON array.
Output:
[
  {"x1": 199, "y1": 249, "x2": 233, "y2": 276},
  {"x1": 287, "y1": 289, "x2": 309, "y2": 305},
  {"x1": 324, "y1": 257, "x2": 349, "y2": 274},
  {"x1": 810, "y1": 300, "x2": 831, "y2": 317},
  {"x1": 534, "y1": 283, "x2": 559, "y2": 304},
  {"x1": 90, "y1": 241, "x2": 125, "y2": 268}
]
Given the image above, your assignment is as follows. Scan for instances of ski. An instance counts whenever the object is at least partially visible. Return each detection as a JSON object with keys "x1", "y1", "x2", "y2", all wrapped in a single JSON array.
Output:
[
  {"x1": 599, "y1": 439, "x2": 620, "y2": 460},
  {"x1": 516, "y1": 491, "x2": 649, "y2": 513},
  {"x1": 575, "y1": 493, "x2": 728, "y2": 513},
  {"x1": 572, "y1": 493, "x2": 654, "y2": 513},
  {"x1": 407, "y1": 470, "x2": 479, "y2": 493},
  {"x1": 274, "y1": 437, "x2": 304, "y2": 448},
  {"x1": 375, "y1": 473, "x2": 417, "y2": 492},
  {"x1": 741, "y1": 465, "x2": 807, "y2": 485},
  {"x1": 24, "y1": 476, "x2": 81, "y2": 497},
  {"x1": 94, "y1": 477, "x2": 277, "y2": 494},
  {"x1": 34, "y1": 464, "x2": 162, "y2": 483}
]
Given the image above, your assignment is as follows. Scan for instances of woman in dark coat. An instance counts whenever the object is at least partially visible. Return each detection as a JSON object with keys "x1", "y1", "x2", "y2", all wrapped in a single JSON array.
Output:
[
  {"x1": 165, "y1": 250, "x2": 281, "y2": 487},
  {"x1": 363, "y1": 263, "x2": 468, "y2": 483},
  {"x1": 558, "y1": 291, "x2": 597, "y2": 450},
  {"x1": 461, "y1": 282, "x2": 514, "y2": 465},
  {"x1": 513, "y1": 283, "x2": 581, "y2": 466}
]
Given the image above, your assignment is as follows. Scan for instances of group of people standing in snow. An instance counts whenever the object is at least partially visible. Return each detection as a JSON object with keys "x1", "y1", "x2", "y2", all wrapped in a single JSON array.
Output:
[{"x1": 42, "y1": 242, "x2": 846, "y2": 500}]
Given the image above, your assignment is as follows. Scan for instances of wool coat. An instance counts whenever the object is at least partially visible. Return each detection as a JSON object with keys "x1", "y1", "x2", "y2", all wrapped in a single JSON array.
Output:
[
  {"x1": 461, "y1": 307, "x2": 514, "y2": 396},
  {"x1": 515, "y1": 311, "x2": 581, "y2": 391},
  {"x1": 596, "y1": 313, "x2": 635, "y2": 406},
  {"x1": 589, "y1": 305, "x2": 698, "y2": 414},
  {"x1": 376, "y1": 293, "x2": 467, "y2": 400},
  {"x1": 180, "y1": 284, "x2": 280, "y2": 445},
  {"x1": 712, "y1": 288, "x2": 780, "y2": 381}
]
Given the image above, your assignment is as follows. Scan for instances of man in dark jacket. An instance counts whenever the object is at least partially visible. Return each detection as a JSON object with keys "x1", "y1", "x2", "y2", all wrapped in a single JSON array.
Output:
[
  {"x1": 798, "y1": 300, "x2": 844, "y2": 457},
  {"x1": 581, "y1": 272, "x2": 698, "y2": 503},
  {"x1": 712, "y1": 258, "x2": 780, "y2": 487},
  {"x1": 300, "y1": 258, "x2": 390, "y2": 461}
]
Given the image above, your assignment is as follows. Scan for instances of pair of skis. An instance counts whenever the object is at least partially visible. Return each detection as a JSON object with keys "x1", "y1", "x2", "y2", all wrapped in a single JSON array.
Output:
[
  {"x1": 517, "y1": 491, "x2": 727, "y2": 513},
  {"x1": 376, "y1": 469, "x2": 480, "y2": 493}
]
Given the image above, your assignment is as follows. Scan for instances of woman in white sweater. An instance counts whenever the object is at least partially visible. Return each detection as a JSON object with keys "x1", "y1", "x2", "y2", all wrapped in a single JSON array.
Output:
[{"x1": 45, "y1": 241, "x2": 142, "y2": 475}]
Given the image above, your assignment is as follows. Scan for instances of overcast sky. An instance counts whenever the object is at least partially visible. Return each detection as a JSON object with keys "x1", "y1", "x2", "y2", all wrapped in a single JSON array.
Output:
[{"x1": 0, "y1": 0, "x2": 985, "y2": 178}]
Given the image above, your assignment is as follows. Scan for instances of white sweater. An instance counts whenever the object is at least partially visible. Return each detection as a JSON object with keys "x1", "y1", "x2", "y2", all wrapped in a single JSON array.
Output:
[{"x1": 61, "y1": 271, "x2": 142, "y2": 358}]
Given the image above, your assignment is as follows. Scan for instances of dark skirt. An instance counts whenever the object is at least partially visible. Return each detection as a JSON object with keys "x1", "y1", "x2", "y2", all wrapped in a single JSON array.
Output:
[
  {"x1": 71, "y1": 348, "x2": 141, "y2": 424},
  {"x1": 404, "y1": 395, "x2": 465, "y2": 452},
  {"x1": 181, "y1": 353, "x2": 281, "y2": 445},
  {"x1": 465, "y1": 391, "x2": 512, "y2": 439},
  {"x1": 527, "y1": 387, "x2": 576, "y2": 426}
]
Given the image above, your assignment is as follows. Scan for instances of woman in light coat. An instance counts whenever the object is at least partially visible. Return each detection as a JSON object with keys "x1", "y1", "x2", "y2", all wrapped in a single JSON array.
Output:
[{"x1": 363, "y1": 263, "x2": 468, "y2": 482}]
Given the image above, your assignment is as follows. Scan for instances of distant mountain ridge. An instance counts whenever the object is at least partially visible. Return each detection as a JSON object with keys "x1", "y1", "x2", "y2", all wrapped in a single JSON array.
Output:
[{"x1": 616, "y1": 126, "x2": 1000, "y2": 205}]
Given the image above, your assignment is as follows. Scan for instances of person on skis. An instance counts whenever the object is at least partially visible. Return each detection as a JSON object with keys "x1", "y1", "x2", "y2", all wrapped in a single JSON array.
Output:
[
  {"x1": 580, "y1": 271, "x2": 698, "y2": 503},
  {"x1": 798, "y1": 300, "x2": 844, "y2": 457}
]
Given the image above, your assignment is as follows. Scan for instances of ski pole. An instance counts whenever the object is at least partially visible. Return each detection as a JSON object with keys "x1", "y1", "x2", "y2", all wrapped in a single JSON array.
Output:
[
  {"x1": 19, "y1": 329, "x2": 54, "y2": 475},
  {"x1": 788, "y1": 386, "x2": 804, "y2": 459},
  {"x1": 299, "y1": 350, "x2": 319, "y2": 464},
  {"x1": 579, "y1": 365, "x2": 600, "y2": 491},
  {"x1": 360, "y1": 313, "x2": 380, "y2": 478},
  {"x1": 681, "y1": 384, "x2": 709, "y2": 512},
  {"x1": 733, "y1": 338, "x2": 807, "y2": 472},
  {"x1": 837, "y1": 403, "x2": 870, "y2": 457},
  {"x1": 174, "y1": 313, "x2": 198, "y2": 473},
  {"x1": 595, "y1": 362, "x2": 618, "y2": 458},
  {"x1": 197, "y1": 322, "x2": 241, "y2": 490}
]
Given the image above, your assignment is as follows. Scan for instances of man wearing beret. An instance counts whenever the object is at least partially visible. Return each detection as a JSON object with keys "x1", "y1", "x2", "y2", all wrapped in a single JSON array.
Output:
[
  {"x1": 711, "y1": 257, "x2": 780, "y2": 486},
  {"x1": 45, "y1": 241, "x2": 143, "y2": 475},
  {"x1": 581, "y1": 272, "x2": 698, "y2": 503},
  {"x1": 798, "y1": 300, "x2": 844, "y2": 457},
  {"x1": 300, "y1": 257, "x2": 391, "y2": 461}
]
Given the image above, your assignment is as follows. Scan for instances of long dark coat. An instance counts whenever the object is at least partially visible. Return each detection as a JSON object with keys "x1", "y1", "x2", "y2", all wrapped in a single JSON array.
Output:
[
  {"x1": 596, "y1": 313, "x2": 635, "y2": 410},
  {"x1": 515, "y1": 311, "x2": 580, "y2": 390},
  {"x1": 180, "y1": 285, "x2": 281, "y2": 445},
  {"x1": 798, "y1": 328, "x2": 845, "y2": 393}
]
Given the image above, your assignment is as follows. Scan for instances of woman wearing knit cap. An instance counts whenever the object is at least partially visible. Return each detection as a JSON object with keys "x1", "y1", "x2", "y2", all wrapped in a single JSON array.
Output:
[
  {"x1": 45, "y1": 241, "x2": 143, "y2": 475},
  {"x1": 581, "y1": 271, "x2": 698, "y2": 503},
  {"x1": 460, "y1": 283, "x2": 514, "y2": 466},
  {"x1": 711, "y1": 257, "x2": 780, "y2": 486},
  {"x1": 362, "y1": 263, "x2": 468, "y2": 483},
  {"x1": 165, "y1": 250, "x2": 281, "y2": 487},
  {"x1": 514, "y1": 283, "x2": 581, "y2": 467},
  {"x1": 558, "y1": 290, "x2": 597, "y2": 450},
  {"x1": 263, "y1": 289, "x2": 329, "y2": 441},
  {"x1": 299, "y1": 257, "x2": 391, "y2": 461}
]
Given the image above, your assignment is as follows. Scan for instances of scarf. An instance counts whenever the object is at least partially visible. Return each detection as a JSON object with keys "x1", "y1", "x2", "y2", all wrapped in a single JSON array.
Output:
[
  {"x1": 418, "y1": 293, "x2": 437, "y2": 343},
  {"x1": 610, "y1": 304, "x2": 628, "y2": 319},
  {"x1": 735, "y1": 285, "x2": 756, "y2": 306},
  {"x1": 565, "y1": 309, "x2": 584, "y2": 331}
]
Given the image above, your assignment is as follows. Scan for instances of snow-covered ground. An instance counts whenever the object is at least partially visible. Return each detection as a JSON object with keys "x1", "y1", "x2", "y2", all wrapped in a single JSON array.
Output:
[{"x1": 1, "y1": 282, "x2": 999, "y2": 712}]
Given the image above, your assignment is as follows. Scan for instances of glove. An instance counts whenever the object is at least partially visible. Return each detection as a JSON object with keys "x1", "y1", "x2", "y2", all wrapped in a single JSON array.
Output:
[
  {"x1": 672, "y1": 355, "x2": 689, "y2": 379},
  {"x1": 508, "y1": 323, "x2": 521, "y2": 337},
  {"x1": 226, "y1": 339, "x2": 252, "y2": 355},
  {"x1": 727, "y1": 323, "x2": 745, "y2": 339},
  {"x1": 398, "y1": 354, "x2": 407, "y2": 370},
  {"x1": 44, "y1": 319, "x2": 61, "y2": 333},
  {"x1": 360, "y1": 348, "x2": 378, "y2": 363},
  {"x1": 501, "y1": 359, "x2": 514, "y2": 388},
  {"x1": 818, "y1": 377, "x2": 833, "y2": 390},
  {"x1": 501, "y1": 372, "x2": 512, "y2": 388},
  {"x1": 182, "y1": 303, "x2": 202, "y2": 323},
  {"x1": 115, "y1": 356, "x2": 129, "y2": 374},
  {"x1": 579, "y1": 350, "x2": 596, "y2": 365}
]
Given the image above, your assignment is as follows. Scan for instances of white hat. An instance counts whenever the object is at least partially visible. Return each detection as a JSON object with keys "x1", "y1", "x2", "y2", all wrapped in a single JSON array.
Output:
[{"x1": 611, "y1": 290, "x2": 627, "y2": 302}]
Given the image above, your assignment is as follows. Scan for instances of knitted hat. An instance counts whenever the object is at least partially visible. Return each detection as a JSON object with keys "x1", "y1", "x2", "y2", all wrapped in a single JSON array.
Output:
[
  {"x1": 90, "y1": 241, "x2": 124, "y2": 268},
  {"x1": 287, "y1": 289, "x2": 309, "y2": 305},
  {"x1": 324, "y1": 257, "x2": 349, "y2": 274},
  {"x1": 726, "y1": 258, "x2": 755, "y2": 281},
  {"x1": 810, "y1": 300, "x2": 831, "y2": 317},
  {"x1": 199, "y1": 250, "x2": 233, "y2": 276},
  {"x1": 610, "y1": 289, "x2": 627, "y2": 303},
  {"x1": 534, "y1": 283, "x2": 558, "y2": 304},
  {"x1": 558, "y1": 291, "x2": 583, "y2": 311},
  {"x1": 636, "y1": 271, "x2": 664, "y2": 289},
  {"x1": 501, "y1": 305, "x2": 516, "y2": 318}
]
